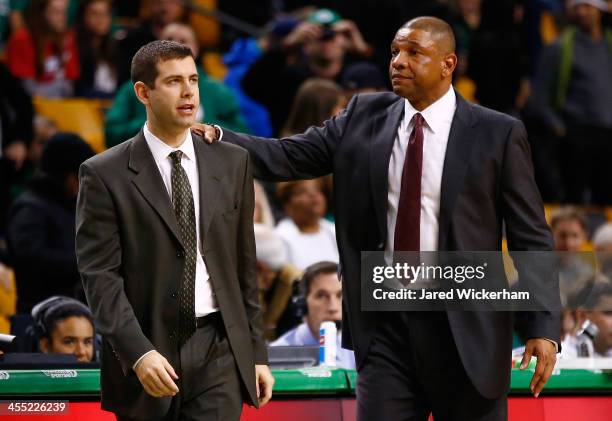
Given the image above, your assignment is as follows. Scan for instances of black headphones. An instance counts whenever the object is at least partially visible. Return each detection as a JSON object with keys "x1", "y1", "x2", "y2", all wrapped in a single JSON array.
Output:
[
  {"x1": 291, "y1": 261, "x2": 340, "y2": 318},
  {"x1": 29, "y1": 296, "x2": 100, "y2": 361}
]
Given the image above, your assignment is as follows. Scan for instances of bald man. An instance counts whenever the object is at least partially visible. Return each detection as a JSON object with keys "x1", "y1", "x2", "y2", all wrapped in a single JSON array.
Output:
[{"x1": 197, "y1": 16, "x2": 560, "y2": 421}]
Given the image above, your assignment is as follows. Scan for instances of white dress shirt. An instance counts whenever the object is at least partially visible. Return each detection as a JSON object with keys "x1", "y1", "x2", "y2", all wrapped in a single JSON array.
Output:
[
  {"x1": 385, "y1": 86, "x2": 456, "y2": 263},
  {"x1": 383, "y1": 89, "x2": 559, "y2": 351},
  {"x1": 143, "y1": 123, "x2": 218, "y2": 317},
  {"x1": 134, "y1": 124, "x2": 219, "y2": 369}
]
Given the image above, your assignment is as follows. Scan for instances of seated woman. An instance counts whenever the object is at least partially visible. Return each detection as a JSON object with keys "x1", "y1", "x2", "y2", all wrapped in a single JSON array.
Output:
[
  {"x1": 74, "y1": 0, "x2": 117, "y2": 98},
  {"x1": 32, "y1": 295, "x2": 95, "y2": 363},
  {"x1": 6, "y1": 0, "x2": 79, "y2": 98},
  {"x1": 275, "y1": 179, "x2": 339, "y2": 270}
]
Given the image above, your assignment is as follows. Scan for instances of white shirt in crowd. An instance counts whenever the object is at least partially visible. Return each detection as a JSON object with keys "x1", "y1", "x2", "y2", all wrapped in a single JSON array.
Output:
[{"x1": 275, "y1": 218, "x2": 339, "y2": 270}]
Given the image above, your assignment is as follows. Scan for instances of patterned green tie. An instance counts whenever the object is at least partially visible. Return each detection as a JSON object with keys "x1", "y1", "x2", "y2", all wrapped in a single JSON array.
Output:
[{"x1": 169, "y1": 151, "x2": 196, "y2": 345}]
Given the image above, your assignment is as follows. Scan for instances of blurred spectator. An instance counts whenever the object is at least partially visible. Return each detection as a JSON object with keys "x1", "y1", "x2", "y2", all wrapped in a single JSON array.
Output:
[
  {"x1": 6, "y1": 0, "x2": 80, "y2": 98},
  {"x1": 551, "y1": 207, "x2": 594, "y2": 331},
  {"x1": 271, "y1": 261, "x2": 355, "y2": 369},
  {"x1": 7, "y1": 133, "x2": 94, "y2": 313},
  {"x1": 281, "y1": 78, "x2": 345, "y2": 137},
  {"x1": 467, "y1": 0, "x2": 527, "y2": 114},
  {"x1": 532, "y1": 0, "x2": 612, "y2": 204},
  {"x1": 31, "y1": 295, "x2": 95, "y2": 362},
  {"x1": 449, "y1": 0, "x2": 482, "y2": 78},
  {"x1": 340, "y1": 61, "x2": 387, "y2": 100},
  {"x1": 0, "y1": 262, "x2": 17, "y2": 334},
  {"x1": 105, "y1": 22, "x2": 249, "y2": 147},
  {"x1": 275, "y1": 179, "x2": 338, "y2": 270},
  {"x1": 278, "y1": 77, "x2": 344, "y2": 220},
  {"x1": 242, "y1": 8, "x2": 371, "y2": 134},
  {"x1": 223, "y1": 37, "x2": 274, "y2": 137},
  {"x1": 30, "y1": 115, "x2": 59, "y2": 168},
  {"x1": 0, "y1": 63, "x2": 34, "y2": 236},
  {"x1": 74, "y1": 0, "x2": 117, "y2": 98},
  {"x1": 254, "y1": 224, "x2": 302, "y2": 340},
  {"x1": 5, "y1": 115, "x2": 61, "y2": 207},
  {"x1": 593, "y1": 222, "x2": 612, "y2": 277},
  {"x1": 115, "y1": 0, "x2": 186, "y2": 84},
  {"x1": 254, "y1": 180, "x2": 275, "y2": 228},
  {"x1": 551, "y1": 206, "x2": 589, "y2": 252},
  {"x1": 562, "y1": 281, "x2": 612, "y2": 357}
]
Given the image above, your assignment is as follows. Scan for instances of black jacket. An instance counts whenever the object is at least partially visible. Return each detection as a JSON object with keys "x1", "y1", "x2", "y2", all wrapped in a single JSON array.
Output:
[
  {"x1": 7, "y1": 175, "x2": 80, "y2": 313},
  {"x1": 222, "y1": 91, "x2": 560, "y2": 399}
]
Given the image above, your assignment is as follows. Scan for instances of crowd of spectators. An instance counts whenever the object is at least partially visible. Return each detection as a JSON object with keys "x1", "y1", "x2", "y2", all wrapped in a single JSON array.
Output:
[{"x1": 0, "y1": 0, "x2": 611, "y2": 365}]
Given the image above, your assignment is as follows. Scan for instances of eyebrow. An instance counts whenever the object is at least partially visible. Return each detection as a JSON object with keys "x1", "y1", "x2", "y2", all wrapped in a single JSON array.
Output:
[{"x1": 162, "y1": 74, "x2": 199, "y2": 81}]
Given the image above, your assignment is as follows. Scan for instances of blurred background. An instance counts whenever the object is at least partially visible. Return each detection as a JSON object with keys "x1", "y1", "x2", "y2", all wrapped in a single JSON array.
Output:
[{"x1": 0, "y1": 0, "x2": 611, "y2": 376}]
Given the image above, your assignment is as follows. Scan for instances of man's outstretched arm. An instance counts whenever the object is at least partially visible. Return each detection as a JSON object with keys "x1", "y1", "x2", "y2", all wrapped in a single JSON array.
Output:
[{"x1": 195, "y1": 95, "x2": 360, "y2": 182}]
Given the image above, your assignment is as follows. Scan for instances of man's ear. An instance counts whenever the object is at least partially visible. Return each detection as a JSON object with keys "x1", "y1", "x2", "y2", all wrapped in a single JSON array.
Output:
[
  {"x1": 39, "y1": 337, "x2": 50, "y2": 353},
  {"x1": 134, "y1": 81, "x2": 151, "y2": 106},
  {"x1": 441, "y1": 53, "x2": 457, "y2": 78}
]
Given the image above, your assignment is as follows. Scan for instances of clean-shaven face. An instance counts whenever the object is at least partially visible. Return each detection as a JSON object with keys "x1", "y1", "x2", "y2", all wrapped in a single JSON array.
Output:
[{"x1": 147, "y1": 56, "x2": 200, "y2": 131}]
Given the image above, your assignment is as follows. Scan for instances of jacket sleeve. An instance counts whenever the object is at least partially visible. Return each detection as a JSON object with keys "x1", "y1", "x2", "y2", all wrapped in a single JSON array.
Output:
[
  {"x1": 237, "y1": 153, "x2": 267, "y2": 364},
  {"x1": 501, "y1": 120, "x2": 561, "y2": 346},
  {"x1": 75, "y1": 162, "x2": 154, "y2": 374},
  {"x1": 221, "y1": 93, "x2": 359, "y2": 182}
]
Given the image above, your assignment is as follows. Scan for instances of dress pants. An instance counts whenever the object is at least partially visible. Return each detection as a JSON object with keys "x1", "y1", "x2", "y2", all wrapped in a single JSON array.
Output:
[
  {"x1": 117, "y1": 312, "x2": 243, "y2": 421},
  {"x1": 357, "y1": 311, "x2": 507, "y2": 421}
]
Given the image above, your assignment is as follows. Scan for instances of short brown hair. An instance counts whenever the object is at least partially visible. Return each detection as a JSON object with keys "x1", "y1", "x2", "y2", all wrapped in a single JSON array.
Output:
[
  {"x1": 131, "y1": 40, "x2": 193, "y2": 87},
  {"x1": 300, "y1": 261, "x2": 339, "y2": 298},
  {"x1": 550, "y1": 206, "x2": 588, "y2": 234}
]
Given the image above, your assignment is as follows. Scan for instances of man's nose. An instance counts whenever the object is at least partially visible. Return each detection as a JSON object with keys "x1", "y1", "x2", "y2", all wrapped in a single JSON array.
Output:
[
  {"x1": 74, "y1": 342, "x2": 85, "y2": 358},
  {"x1": 392, "y1": 53, "x2": 406, "y2": 69}
]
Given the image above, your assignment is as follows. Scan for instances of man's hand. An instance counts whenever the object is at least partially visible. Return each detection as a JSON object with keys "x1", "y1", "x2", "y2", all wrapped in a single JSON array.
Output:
[
  {"x1": 4, "y1": 140, "x2": 27, "y2": 170},
  {"x1": 283, "y1": 22, "x2": 323, "y2": 49},
  {"x1": 520, "y1": 338, "x2": 557, "y2": 397},
  {"x1": 134, "y1": 351, "x2": 179, "y2": 398},
  {"x1": 0, "y1": 263, "x2": 14, "y2": 292},
  {"x1": 255, "y1": 364, "x2": 274, "y2": 407},
  {"x1": 191, "y1": 123, "x2": 217, "y2": 144},
  {"x1": 333, "y1": 20, "x2": 371, "y2": 56}
]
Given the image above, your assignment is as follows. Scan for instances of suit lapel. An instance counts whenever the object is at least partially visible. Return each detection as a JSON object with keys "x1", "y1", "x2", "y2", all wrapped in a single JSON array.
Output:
[
  {"x1": 369, "y1": 98, "x2": 405, "y2": 241},
  {"x1": 192, "y1": 133, "x2": 222, "y2": 250},
  {"x1": 438, "y1": 93, "x2": 477, "y2": 250},
  {"x1": 129, "y1": 130, "x2": 184, "y2": 248}
]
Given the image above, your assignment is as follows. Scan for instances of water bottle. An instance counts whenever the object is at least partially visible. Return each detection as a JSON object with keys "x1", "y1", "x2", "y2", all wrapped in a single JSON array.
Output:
[
  {"x1": 319, "y1": 321, "x2": 337, "y2": 367},
  {"x1": 576, "y1": 319, "x2": 598, "y2": 358}
]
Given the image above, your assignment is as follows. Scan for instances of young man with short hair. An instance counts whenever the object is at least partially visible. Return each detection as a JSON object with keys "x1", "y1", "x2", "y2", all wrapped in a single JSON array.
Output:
[{"x1": 76, "y1": 40, "x2": 273, "y2": 420}]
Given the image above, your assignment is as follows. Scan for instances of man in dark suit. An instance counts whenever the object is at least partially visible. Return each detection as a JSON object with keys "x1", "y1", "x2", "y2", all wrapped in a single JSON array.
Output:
[
  {"x1": 75, "y1": 40, "x2": 273, "y2": 420},
  {"x1": 198, "y1": 16, "x2": 560, "y2": 420}
]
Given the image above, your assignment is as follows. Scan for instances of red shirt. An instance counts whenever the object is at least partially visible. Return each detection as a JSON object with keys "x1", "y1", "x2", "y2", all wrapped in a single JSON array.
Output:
[{"x1": 7, "y1": 28, "x2": 80, "y2": 82}]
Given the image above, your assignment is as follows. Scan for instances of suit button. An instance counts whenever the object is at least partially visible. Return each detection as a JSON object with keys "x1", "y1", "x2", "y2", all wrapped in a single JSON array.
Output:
[
  {"x1": 169, "y1": 331, "x2": 176, "y2": 340},
  {"x1": 171, "y1": 292, "x2": 178, "y2": 299},
  {"x1": 378, "y1": 242, "x2": 384, "y2": 250},
  {"x1": 176, "y1": 250, "x2": 184, "y2": 258}
]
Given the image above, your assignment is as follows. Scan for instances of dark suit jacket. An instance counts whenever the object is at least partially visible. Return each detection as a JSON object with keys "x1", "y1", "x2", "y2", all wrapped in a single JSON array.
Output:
[
  {"x1": 222, "y1": 91, "x2": 560, "y2": 399},
  {"x1": 75, "y1": 131, "x2": 267, "y2": 418}
]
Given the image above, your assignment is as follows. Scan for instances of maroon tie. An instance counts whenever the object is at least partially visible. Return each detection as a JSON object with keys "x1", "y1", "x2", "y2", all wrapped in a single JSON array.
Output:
[{"x1": 394, "y1": 113, "x2": 424, "y2": 252}]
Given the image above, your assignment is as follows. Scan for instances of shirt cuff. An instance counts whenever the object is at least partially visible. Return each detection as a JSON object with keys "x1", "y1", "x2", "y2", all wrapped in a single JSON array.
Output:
[
  {"x1": 132, "y1": 350, "x2": 155, "y2": 371},
  {"x1": 213, "y1": 125, "x2": 224, "y2": 141},
  {"x1": 539, "y1": 337, "x2": 559, "y2": 353}
]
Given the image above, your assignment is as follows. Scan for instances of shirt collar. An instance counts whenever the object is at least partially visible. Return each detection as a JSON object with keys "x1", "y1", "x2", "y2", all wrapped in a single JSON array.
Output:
[
  {"x1": 403, "y1": 86, "x2": 456, "y2": 134},
  {"x1": 295, "y1": 323, "x2": 318, "y2": 346},
  {"x1": 143, "y1": 122, "x2": 196, "y2": 166}
]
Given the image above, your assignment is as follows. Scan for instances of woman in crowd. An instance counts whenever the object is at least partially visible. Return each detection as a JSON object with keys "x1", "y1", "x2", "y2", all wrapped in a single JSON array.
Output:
[
  {"x1": 6, "y1": 0, "x2": 79, "y2": 97},
  {"x1": 275, "y1": 178, "x2": 339, "y2": 270},
  {"x1": 74, "y1": 0, "x2": 117, "y2": 98}
]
